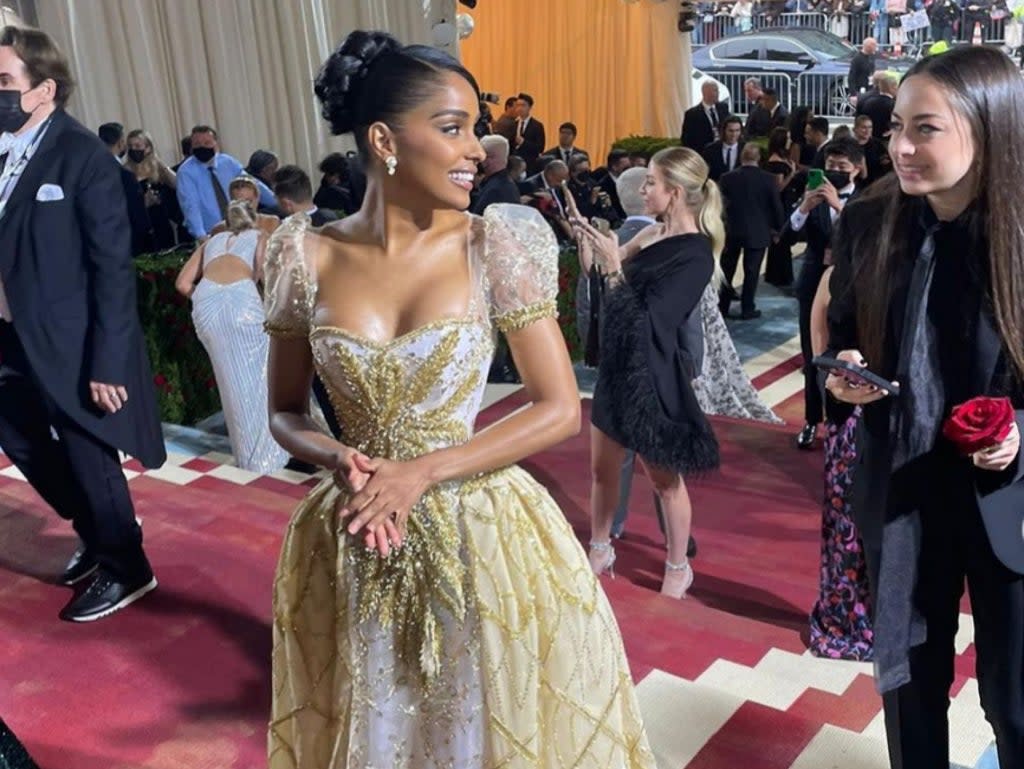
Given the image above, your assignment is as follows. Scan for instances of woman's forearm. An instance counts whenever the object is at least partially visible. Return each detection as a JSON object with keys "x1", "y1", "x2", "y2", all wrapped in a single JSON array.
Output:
[
  {"x1": 418, "y1": 397, "x2": 580, "y2": 486},
  {"x1": 270, "y1": 412, "x2": 347, "y2": 468}
]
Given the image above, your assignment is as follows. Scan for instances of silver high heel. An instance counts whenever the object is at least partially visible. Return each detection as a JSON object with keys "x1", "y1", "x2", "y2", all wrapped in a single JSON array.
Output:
[
  {"x1": 589, "y1": 540, "x2": 616, "y2": 578},
  {"x1": 662, "y1": 558, "x2": 693, "y2": 599}
]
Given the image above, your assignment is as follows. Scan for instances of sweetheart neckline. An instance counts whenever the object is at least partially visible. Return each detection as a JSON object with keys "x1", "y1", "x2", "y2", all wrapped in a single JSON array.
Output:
[{"x1": 309, "y1": 315, "x2": 484, "y2": 351}]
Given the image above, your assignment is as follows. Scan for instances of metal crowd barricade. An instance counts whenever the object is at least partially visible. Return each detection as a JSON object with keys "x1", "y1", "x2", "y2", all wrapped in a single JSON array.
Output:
[
  {"x1": 707, "y1": 70, "x2": 795, "y2": 116},
  {"x1": 794, "y1": 71, "x2": 856, "y2": 118}
]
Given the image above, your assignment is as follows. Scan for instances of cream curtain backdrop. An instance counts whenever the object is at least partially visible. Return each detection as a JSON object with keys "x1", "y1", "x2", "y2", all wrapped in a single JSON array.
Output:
[
  {"x1": 460, "y1": 0, "x2": 689, "y2": 165},
  {"x1": 30, "y1": 0, "x2": 456, "y2": 177}
]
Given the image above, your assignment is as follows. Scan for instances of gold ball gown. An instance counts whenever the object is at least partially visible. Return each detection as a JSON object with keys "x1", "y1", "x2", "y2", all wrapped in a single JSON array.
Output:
[{"x1": 263, "y1": 204, "x2": 655, "y2": 769}]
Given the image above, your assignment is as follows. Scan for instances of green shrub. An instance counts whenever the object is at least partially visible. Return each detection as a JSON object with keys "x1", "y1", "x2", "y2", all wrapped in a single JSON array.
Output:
[
  {"x1": 135, "y1": 251, "x2": 221, "y2": 425},
  {"x1": 610, "y1": 135, "x2": 681, "y2": 157}
]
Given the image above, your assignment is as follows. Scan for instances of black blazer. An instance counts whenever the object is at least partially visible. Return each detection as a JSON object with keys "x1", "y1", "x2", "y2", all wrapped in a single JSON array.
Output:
[
  {"x1": 309, "y1": 207, "x2": 339, "y2": 227},
  {"x1": 471, "y1": 172, "x2": 521, "y2": 215},
  {"x1": 702, "y1": 140, "x2": 745, "y2": 182},
  {"x1": 745, "y1": 103, "x2": 789, "y2": 139},
  {"x1": 539, "y1": 147, "x2": 589, "y2": 167},
  {"x1": 512, "y1": 117, "x2": 546, "y2": 172},
  {"x1": 680, "y1": 101, "x2": 730, "y2": 152},
  {"x1": 718, "y1": 165, "x2": 786, "y2": 249},
  {"x1": 828, "y1": 194, "x2": 1024, "y2": 574},
  {"x1": 0, "y1": 110, "x2": 165, "y2": 468},
  {"x1": 119, "y1": 166, "x2": 152, "y2": 256}
]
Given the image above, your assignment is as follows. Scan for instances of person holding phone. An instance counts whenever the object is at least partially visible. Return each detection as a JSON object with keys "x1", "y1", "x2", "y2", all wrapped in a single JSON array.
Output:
[
  {"x1": 826, "y1": 47, "x2": 1024, "y2": 769},
  {"x1": 787, "y1": 138, "x2": 865, "y2": 451},
  {"x1": 570, "y1": 147, "x2": 722, "y2": 601}
]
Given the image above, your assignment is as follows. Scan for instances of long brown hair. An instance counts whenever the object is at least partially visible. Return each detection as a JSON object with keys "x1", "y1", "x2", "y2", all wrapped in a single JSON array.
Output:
[{"x1": 853, "y1": 47, "x2": 1024, "y2": 382}]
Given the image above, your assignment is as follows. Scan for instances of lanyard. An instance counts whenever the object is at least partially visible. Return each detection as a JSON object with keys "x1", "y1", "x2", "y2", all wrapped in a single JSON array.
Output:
[{"x1": 0, "y1": 115, "x2": 55, "y2": 214}]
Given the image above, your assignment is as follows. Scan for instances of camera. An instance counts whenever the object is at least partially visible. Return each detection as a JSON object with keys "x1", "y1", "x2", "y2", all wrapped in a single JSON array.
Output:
[{"x1": 480, "y1": 91, "x2": 501, "y2": 105}]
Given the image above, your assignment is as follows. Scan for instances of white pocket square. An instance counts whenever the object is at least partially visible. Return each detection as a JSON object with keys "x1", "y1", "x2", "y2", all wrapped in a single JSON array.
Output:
[{"x1": 35, "y1": 183, "x2": 64, "y2": 202}]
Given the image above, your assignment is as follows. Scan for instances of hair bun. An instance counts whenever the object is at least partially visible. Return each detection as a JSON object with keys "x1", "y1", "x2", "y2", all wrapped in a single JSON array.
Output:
[{"x1": 315, "y1": 30, "x2": 403, "y2": 136}]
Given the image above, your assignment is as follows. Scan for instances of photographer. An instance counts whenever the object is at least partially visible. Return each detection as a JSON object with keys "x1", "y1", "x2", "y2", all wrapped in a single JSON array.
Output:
[{"x1": 567, "y1": 154, "x2": 619, "y2": 226}]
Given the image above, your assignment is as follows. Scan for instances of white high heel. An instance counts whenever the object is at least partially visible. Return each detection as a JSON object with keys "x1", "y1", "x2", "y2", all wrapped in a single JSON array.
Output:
[
  {"x1": 589, "y1": 540, "x2": 616, "y2": 578},
  {"x1": 662, "y1": 558, "x2": 693, "y2": 599}
]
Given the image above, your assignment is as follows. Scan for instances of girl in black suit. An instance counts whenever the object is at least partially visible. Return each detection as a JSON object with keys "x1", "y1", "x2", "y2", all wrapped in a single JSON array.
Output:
[{"x1": 827, "y1": 47, "x2": 1024, "y2": 769}]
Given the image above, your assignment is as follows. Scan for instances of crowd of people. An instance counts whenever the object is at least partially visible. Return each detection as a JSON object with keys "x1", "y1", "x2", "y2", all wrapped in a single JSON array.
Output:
[
  {"x1": 2, "y1": 17, "x2": 1024, "y2": 769},
  {"x1": 690, "y1": 0, "x2": 1023, "y2": 52}
]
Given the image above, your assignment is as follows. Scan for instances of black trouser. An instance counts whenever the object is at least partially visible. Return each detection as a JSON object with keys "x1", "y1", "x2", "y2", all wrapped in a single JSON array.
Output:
[
  {"x1": 0, "y1": 323, "x2": 149, "y2": 582},
  {"x1": 718, "y1": 241, "x2": 766, "y2": 315},
  {"x1": 882, "y1": 467, "x2": 1024, "y2": 769},
  {"x1": 796, "y1": 259, "x2": 825, "y2": 426},
  {"x1": 765, "y1": 240, "x2": 794, "y2": 287}
]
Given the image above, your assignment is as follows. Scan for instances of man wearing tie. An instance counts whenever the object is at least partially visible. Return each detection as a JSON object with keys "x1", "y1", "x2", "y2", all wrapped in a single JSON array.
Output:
[
  {"x1": 702, "y1": 116, "x2": 745, "y2": 181},
  {"x1": 681, "y1": 82, "x2": 729, "y2": 152},
  {"x1": 540, "y1": 122, "x2": 588, "y2": 168},
  {"x1": 785, "y1": 138, "x2": 864, "y2": 450},
  {"x1": 0, "y1": 26, "x2": 166, "y2": 621},
  {"x1": 175, "y1": 124, "x2": 276, "y2": 241},
  {"x1": 512, "y1": 92, "x2": 546, "y2": 174}
]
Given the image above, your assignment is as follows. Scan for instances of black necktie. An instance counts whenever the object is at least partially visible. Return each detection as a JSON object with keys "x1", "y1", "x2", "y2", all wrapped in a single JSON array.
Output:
[
  {"x1": 709, "y1": 108, "x2": 718, "y2": 129},
  {"x1": 0, "y1": 153, "x2": 7, "y2": 175},
  {"x1": 725, "y1": 146, "x2": 732, "y2": 170},
  {"x1": 208, "y1": 167, "x2": 229, "y2": 218}
]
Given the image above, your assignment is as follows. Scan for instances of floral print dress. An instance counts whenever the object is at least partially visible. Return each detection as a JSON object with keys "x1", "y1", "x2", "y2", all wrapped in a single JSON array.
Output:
[{"x1": 808, "y1": 410, "x2": 875, "y2": 661}]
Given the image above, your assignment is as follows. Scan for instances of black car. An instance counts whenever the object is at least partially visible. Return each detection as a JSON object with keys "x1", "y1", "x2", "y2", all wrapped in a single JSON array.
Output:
[{"x1": 692, "y1": 27, "x2": 913, "y2": 116}]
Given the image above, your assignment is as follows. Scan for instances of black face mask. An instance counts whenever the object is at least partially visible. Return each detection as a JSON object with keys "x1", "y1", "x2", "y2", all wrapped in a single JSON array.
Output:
[
  {"x1": 825, "y1": 169, "x2": 854, "y2": 189},
  {"x1": 574, "y1": 171, "x2": 592, "y2": 184},
  {"x1": 192, "y1": 146, "x2": 216, "y2": 163},
  {"x1": 0, "y1": 89, "x2": 32, "y2": 134},
  {"x1": 127, "y1": 149, "x2": 147, "y2": 164}
]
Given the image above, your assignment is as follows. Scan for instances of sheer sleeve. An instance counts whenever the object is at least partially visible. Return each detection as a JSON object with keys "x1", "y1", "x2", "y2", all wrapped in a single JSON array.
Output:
[
  {"x1": 263, "y1": 212, "x2": 316, "y2": 338},
  {"x1": 482, "y1": 203, "x2": 560, "y2": 334}
]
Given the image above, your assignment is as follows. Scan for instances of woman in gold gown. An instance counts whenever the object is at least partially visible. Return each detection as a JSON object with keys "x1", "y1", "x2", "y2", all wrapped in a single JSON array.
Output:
[{"x1": 263, "y1": 31, "x2": 655, "y2": 769}]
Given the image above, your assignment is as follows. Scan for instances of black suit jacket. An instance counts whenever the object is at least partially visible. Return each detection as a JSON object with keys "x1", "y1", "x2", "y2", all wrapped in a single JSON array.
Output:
[
  {"x1": 471, "y1": 171, "x2": 521, "y2": 215},
  {"x1": 856, "y1": 92, "x2": 895, "y2": 139},
  {"x1": 680, "y1": 101, "x2": 730, "y2": 152},
  {"x1": 539, "y1": 146, "x2": 589, "y2": 168},
  {"x1": 119, "y1": 166, "x2": 152, "y2": 256},
  {"x1": 702, "y1": 141, "x2": 745, "y2": 182},
  {"x1": 828, "y1": 195, "x2": 1024, "y2": 574},
  {"x1": 745, "y1": 103, "x2": 789, "y2": 139},
  {"x1": 718, "y1": 166, "x2": 786, "y2": 249},
  {"x1": 0, "y1": 110, "x2": 165, "y2": 468},
  {"x1": 309, "y1": 207, "x2": 339, "y2": 227},
  {"x1": 512, "y1": 118, "x2": 546, "y2": 172}
]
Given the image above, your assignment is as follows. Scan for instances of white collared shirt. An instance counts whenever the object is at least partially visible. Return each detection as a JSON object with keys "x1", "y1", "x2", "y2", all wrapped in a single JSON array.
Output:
[
  {"x1": 790, "y1": 182, "x2": 856, "y2": 231},
  {"x1": 0, "y1": 117, "x2": 55, "y2": 322}
]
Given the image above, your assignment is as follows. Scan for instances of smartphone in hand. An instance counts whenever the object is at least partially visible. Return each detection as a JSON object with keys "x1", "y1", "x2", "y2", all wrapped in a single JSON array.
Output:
[
  {"x1": 807, "y1": 168, "x2": 825, "y2": 190},
  {"x1": 812, "y1": 355, "x2": 900, "y2": 396}
]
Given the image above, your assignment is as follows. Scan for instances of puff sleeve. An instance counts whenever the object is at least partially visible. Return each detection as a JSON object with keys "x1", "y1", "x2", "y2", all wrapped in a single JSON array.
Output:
[
  {"x1": 263, "y1": 213, "x2": 316, "y2": 338},
  {"x1": 482, "y1": 203, "x2": 560, "y2": 334}
]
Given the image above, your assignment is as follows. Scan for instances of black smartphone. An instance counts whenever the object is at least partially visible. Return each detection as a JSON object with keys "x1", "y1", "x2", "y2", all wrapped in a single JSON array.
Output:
[{"x1": 812, "y1": 355, "x2": 900, "y2": 396}]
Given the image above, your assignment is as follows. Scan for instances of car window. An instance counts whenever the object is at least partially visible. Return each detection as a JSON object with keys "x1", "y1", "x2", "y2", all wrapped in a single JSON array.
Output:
[
  {"x1": 713, "y1": 39, "x2": 761, "y2": 61},
  {"x1": 765, "y1": 39, "x2": 810, "y2": 63},
  {"x1": 788, "y1": 30, "x2": 856, "y2": 60}
]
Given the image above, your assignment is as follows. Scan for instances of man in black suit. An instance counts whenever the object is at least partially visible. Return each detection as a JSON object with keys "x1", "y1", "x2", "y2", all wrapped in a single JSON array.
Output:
[
  {"x1": 492, "y1": 97, "x2": 518, "y2": 144},
  {"x1": 718, "y1": 144, "x2": 786, "y2": 319},
  {"x1": 592, "y1": 148, "x2": 631, "y2": 221},
  {"x1": 804, "y1": 116, "x2": 831, "y2": 169},
  {"x1": 512, "y1": 92, "x2": 546, "y2": 174},
  {"x1": 471, "y1": 135, "x2": 520, "y2": 215},
  {"x1": 97, "y1": 121, "x2": 152, "y2": 256},
  {"x1": 702, "y1": 116, "x2": 745, "y2": 181},
  {"x1": 273, "y1": 164, "x2": 339, "y2": 227},
  {"x1": 0, "y1": 27, "x2": 165, "y2": 621},
  {"x1": 539, "y1": 121, "x2": 589, "y2": 167},
  {"x1": 680, "y1": 81, "x2": 729, "y2": 152},
  {"x1": 848, "y1": 37, "x2": 878, "y2": 95},
  {"x1": 745, "y1": 87, "x2": 789, "y2": 139},
  {"x1": 856, "y1": 71, "x2": 897, "y2": 139},
  {"x1": 786, "y1": 138, "x2": 864, "y2": 450}
]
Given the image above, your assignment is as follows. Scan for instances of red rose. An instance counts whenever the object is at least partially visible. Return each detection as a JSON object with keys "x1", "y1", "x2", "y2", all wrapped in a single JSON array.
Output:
[
  {"x1": 941, "y1": 395, "x2": 1015, "y2": 456},
  {"x1": 153, "y1": 374, "x2": 167, "y2": 387}
]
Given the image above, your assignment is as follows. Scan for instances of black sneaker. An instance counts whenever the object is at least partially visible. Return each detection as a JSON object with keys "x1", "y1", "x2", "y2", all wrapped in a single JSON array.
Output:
[
  {"x1": 59, "y1": 570, "x2": 157, "y2": 622},
  {"x1": 59, "y1": 546, "x2": 98, "y2": 587}
]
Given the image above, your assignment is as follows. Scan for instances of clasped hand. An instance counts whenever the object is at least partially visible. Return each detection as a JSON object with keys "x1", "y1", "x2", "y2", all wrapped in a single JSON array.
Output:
[
  {"x1": 331, "y1": 447, "x2": 432, "y2": 558},
  {"x1": 90, "y1": 381, "x2": 128, "y2": 414}
]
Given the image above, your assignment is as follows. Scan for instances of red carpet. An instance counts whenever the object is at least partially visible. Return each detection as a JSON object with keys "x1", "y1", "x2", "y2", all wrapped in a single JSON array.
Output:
[{"x1": 0, "y1": 397, "x2": 982, "y2": 768}]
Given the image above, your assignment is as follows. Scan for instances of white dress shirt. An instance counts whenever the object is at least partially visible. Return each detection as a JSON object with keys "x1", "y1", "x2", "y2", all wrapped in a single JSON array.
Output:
[
  {"x1": 0, "y1": 118, "x2": 54, "y2": 321},
  {"x1": 789, "y1": 182, "x2": 856, "y2": 231}
]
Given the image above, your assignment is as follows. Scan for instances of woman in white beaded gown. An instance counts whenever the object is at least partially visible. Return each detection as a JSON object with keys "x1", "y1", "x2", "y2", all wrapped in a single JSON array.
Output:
[
  {"x1": 175, "y1": 198, "x2": 288, "y2": 473},
  {"x1": 262, "y1": 31, "x2": 654, "y2": 769}
]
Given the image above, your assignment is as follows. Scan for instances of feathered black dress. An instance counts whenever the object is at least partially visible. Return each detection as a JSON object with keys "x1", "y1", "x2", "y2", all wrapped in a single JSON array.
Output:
[{"x1": 591, "y1": 233, "x2": 720, "y2": 475}]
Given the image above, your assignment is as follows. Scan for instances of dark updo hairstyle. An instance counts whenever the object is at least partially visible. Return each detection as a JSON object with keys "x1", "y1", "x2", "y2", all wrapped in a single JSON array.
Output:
[{"x1": 315, "y1": 30, "x2": 482, "y2": 162}]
